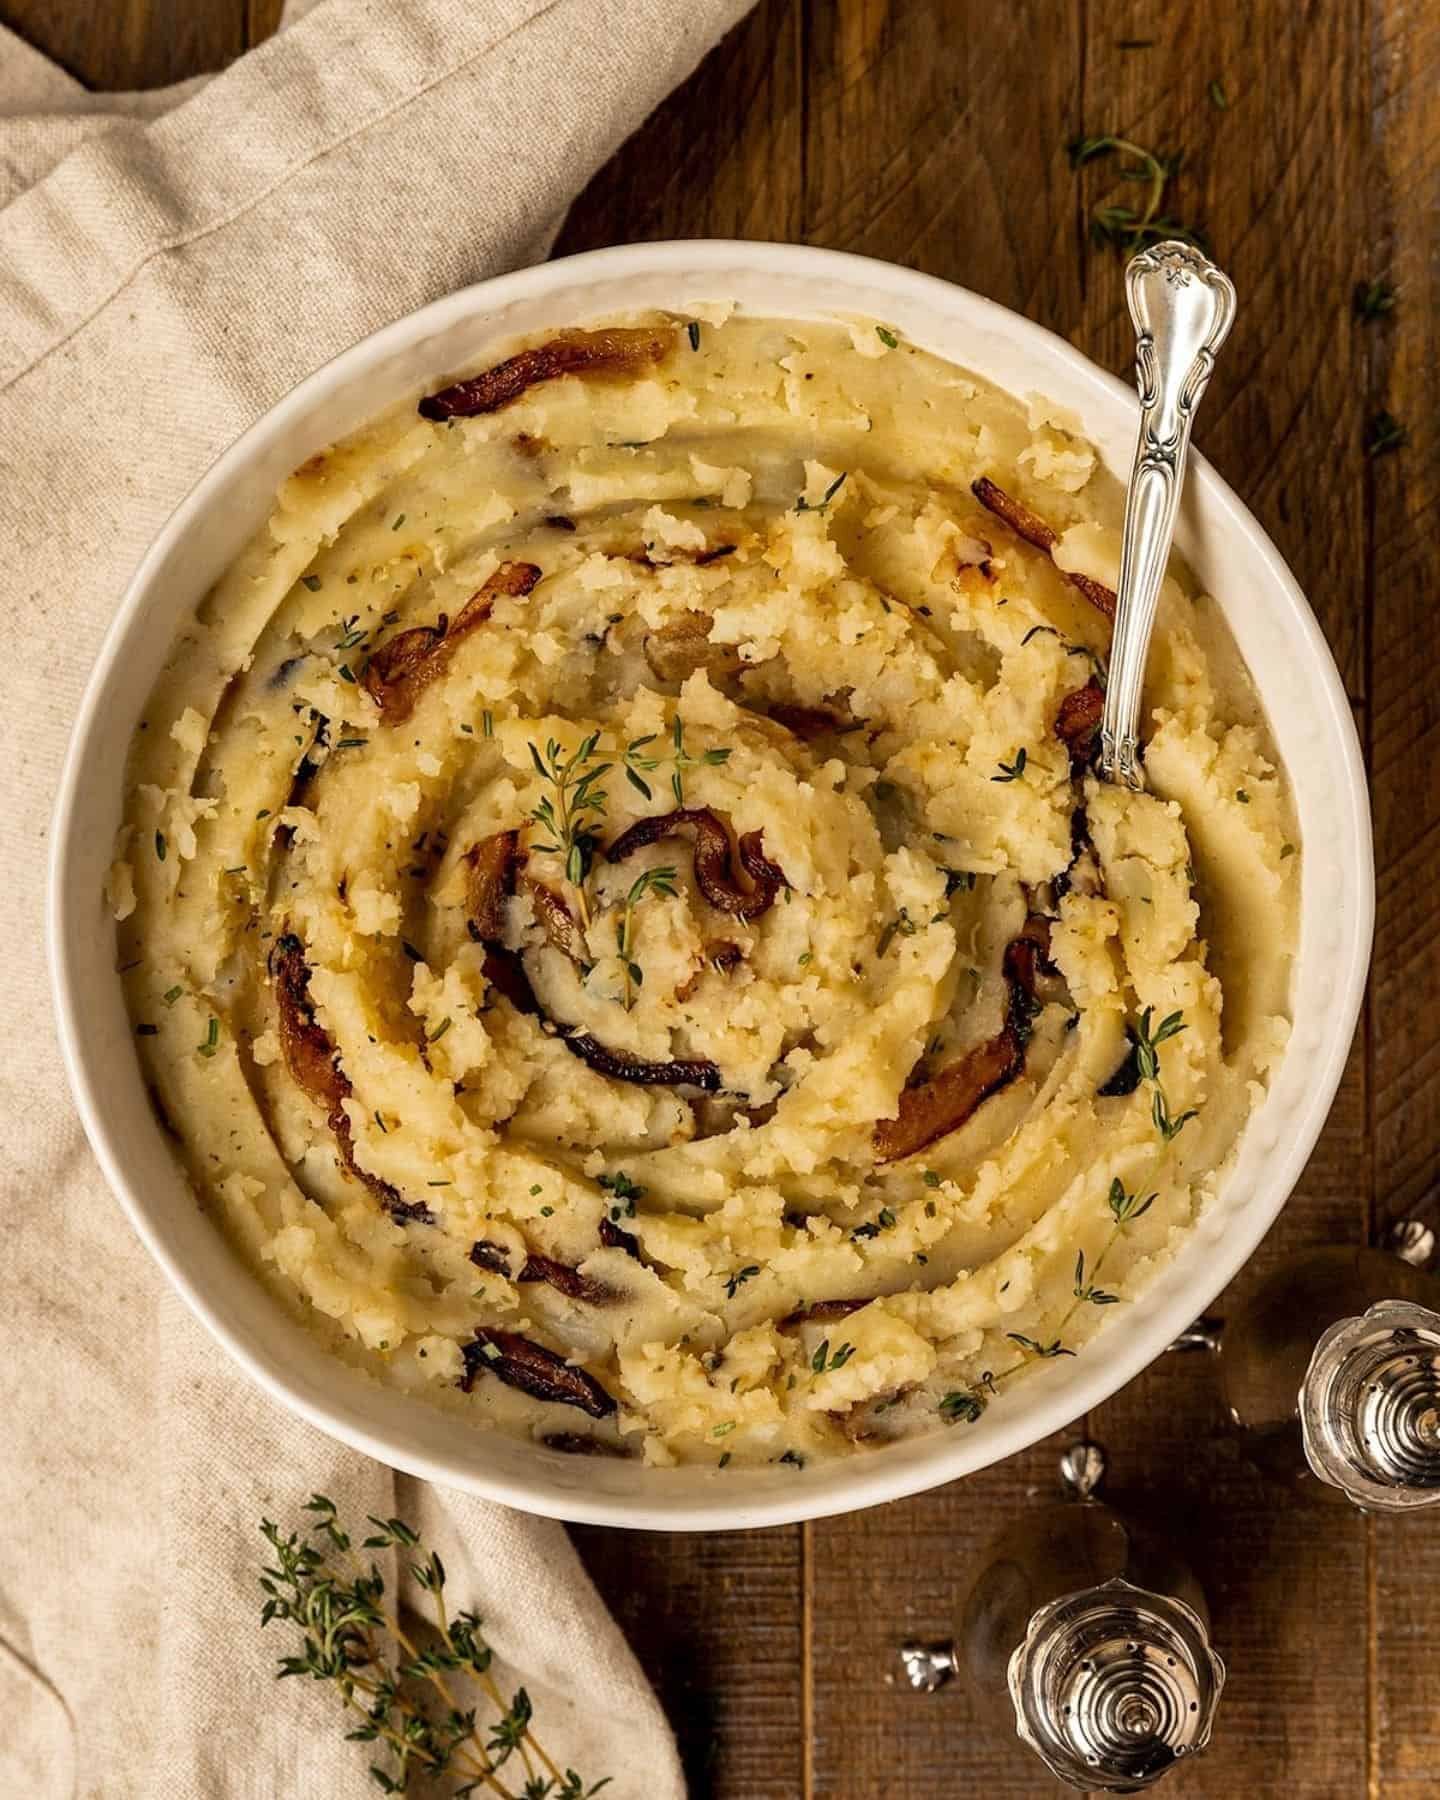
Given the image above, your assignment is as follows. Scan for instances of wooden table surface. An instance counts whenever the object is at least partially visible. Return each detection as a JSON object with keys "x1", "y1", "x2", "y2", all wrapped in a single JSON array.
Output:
[{"x1": 8, "y1": 1, "x2": 1437, "y2": 1793}]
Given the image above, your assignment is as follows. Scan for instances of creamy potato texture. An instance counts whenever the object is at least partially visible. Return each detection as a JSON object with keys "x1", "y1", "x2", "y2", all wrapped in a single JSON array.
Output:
[{"x1": 114, "y1": 312, "x2": 1297, "y2": 1466}]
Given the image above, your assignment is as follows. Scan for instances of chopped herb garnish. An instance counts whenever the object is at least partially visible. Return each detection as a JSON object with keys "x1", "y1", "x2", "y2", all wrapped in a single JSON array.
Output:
[
  {"x1": 482, "y1": 710, "x2": 494, "y2": 737},
  {"x1": 922, "y1": 1170, "x2": 941, "y2": 1188},
  {"x1": 718, "y1": 1451, "x2": 732, "y2": 1468},
  {"x1": 428, "y1": 1017, "x2": 452, "y2": 1043},
  {"x1": 712, "y1": 1421, "x2": 735, "y2": 1438},
  {"x1": 811, "y1": 1339, "x2": 857, "y2": 1374},
  {"x1": 391, "y1": 513, "x2": 406, "y2": 531},
  {"x1": 687, "y1": 320, "x2": 701, "y2": 351},
  {"x1": 795, "y1": 471, "x2": 848, "y2": 514},
  {"x1": 797, "y1": 951, "x2": 814, "y2": 967},
  {"x1": 876, "y1": 325, "x2": 899, "y2": 349},
  {"x1": 877, "y1": 908, "x2": 919, "y2": 956},
  {"x1": 337, "y1": 663, "x2": 357, "y2": 683},
  {"x1": 374, "y1": 1112, "x2": 388, "y2": 1133},
  {"x1": 401, "y1": 940, "x2": 424, "y2": 962},
  {"x1": 725, "y1": 1264, "x2": 761, "y2": 1299},
  {"x1": 197, "y1": 1018, "x2": 220, "y2": 1059},
  {"x1": 300, "y1": 575, "x2": 322, "y2": 592},
  {"x1": 777, "y1": 1450, "x2": 806, "y2": 1469},
  {"x1": 1022, "y1": 625, "x2": 1058, "y2": 645},
  {"x1": 944, "y1": 869, "x2": 977, "y2": 897},
  {"x1": 336, "y1": 737, "x2": 368, "y2": 750},
  {"x1": 154, "y1": 830, "x2": 167, "y2": 862},
  {"x1": 1235, "y1": 788, "x2": 1250, "y2": 804},
  {"x1": 529, "y1": 1184, "x2": 542, "y2": 1196},
  {"x1": 540, "y1": 1205, "x2": 554, "y2": 1217},
  {"x1": 1207, "y1": 78, "x2": 1229, "y2": 109},
  {"x1": 992, "y1": 748, "x2": 1028, "y2": 783},
  {"x1": 163, "y1": 984, "x2": 183, "y2": 1005}
]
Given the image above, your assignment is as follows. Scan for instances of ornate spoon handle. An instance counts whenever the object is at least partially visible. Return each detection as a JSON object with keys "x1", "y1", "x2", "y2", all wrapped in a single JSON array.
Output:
[{"x1": 1099, "y1": 242, "x2": 1237, "y2": 788}]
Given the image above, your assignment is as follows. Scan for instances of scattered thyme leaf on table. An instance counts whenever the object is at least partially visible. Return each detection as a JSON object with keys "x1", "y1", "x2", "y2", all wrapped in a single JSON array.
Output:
[
  {"x1": 258, "y1": 1495, "x2": 611, "y2": 1797},
  {"x1": 1066, "y1": 134, "x2": 1206, "y2": 257}
]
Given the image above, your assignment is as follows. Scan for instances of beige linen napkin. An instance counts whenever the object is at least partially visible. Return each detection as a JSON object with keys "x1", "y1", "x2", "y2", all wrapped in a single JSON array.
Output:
[{"x1": 0, "y1": 1, "x2": 751, "y2": 1793}]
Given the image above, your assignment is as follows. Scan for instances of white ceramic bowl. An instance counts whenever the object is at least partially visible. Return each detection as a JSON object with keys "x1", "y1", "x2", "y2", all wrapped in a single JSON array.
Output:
[{"x1": 49, "y1": 241, "x2": 1372, "y2": 1529}]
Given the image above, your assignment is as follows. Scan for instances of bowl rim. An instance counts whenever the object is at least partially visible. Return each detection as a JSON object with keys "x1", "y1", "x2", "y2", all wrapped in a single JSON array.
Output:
[{"x1": 48, "y1": 238, "x2": 1373, "y2": 1530}]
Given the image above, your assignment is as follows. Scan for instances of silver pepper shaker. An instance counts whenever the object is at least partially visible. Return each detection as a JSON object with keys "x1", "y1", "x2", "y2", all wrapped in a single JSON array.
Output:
[
  {"x1": 901, "y1": 1442, "x2": 1225, "y2": 1792},
  {"x1": 1179, "y1": 1225, "x2": 1440, "y2": 1511}
]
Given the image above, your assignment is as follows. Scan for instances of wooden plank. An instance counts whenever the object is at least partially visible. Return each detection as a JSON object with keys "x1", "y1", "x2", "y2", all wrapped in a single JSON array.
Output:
[
  {"x1": 554, "y1": 0, "x2": 806, "y2": 254},
  {"x1": 571, "y1": 1524, "x2": 805, "y2": 1798},
  {"x1": 800, "y1": 0, "x2": 1086, "y2": 337},
  {"x1": 0, "y1": 0, "x2": 244, "y2": 87},
  {"x1": 1366, "y1": 0, "x2": 1440, "y2": 1790}
]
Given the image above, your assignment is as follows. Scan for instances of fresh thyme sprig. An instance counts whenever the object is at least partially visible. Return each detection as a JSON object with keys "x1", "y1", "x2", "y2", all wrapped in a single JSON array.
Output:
[
  {"x1": 1134, "y1": 1006, "x2": 1199, "y2": 1143},
  {"x1": 613, "y1": 864, "x2": 679, "y2": 1008},
  {"x1": 1073, "y1": 1249, "x2": 1120, "y2": 1306},
  {"x1": 527, "y1": 735, "x2": 611, "y2": 926},
  {"x1": 1067, "y1": 135, "x2": 1205, "y2": 256},
  {"x1": 992, "y1": 748, "x2": 1028, "y2": 784},
  {"x1": 667, "y1": 717, "x2": 731, "y2": 806},
  {"x1": 259, "y1": 1496, "x2": 609, "y2": 1798}
]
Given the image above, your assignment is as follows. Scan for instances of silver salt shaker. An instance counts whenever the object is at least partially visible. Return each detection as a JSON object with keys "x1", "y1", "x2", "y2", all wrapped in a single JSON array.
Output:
[
  {"x1": 1182, "y1": 1227, "x2": 1440, "y2": 1511},
  {"x1": 901, "y1": 1442, "x2": 1225, "y2": 1791}
]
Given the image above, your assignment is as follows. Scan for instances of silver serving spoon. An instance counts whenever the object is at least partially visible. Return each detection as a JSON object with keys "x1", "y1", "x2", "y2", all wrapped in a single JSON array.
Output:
[{"x1": 1098, "y1": 242, "x2": 1237, "y2": 788}]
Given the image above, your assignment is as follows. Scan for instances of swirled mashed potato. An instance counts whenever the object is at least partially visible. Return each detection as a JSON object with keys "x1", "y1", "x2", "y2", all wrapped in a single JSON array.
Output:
[{"x1": 113, "y1": 312, "x2": 1297, "y2": 1467}]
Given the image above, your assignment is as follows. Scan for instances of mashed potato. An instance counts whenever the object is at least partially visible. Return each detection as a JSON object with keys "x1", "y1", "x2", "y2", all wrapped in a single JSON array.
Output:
[{"x1": 114, "y1": 314, "x2": 1297, "y2": 1467}]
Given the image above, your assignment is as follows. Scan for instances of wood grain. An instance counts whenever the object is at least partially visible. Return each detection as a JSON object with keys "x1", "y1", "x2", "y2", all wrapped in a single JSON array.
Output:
[
  {"x1": 10, "y1": 0, "x2": 1439, "y2": 1794},
  {"x1": 1366, "y1": 0, "x2": 1440, "y2": 1792},
  {"x1": 0, "y1": 0, "x2": 244, "y2": 86}
]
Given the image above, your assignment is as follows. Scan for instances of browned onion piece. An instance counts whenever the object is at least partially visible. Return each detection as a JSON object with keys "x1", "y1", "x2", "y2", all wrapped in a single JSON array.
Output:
[
  {"x1": 469, "y1": 888, "x2": 724, "y2": 1093},
  {"x1": 465, "y1": 829, "x2": 522, "y2": 943},
  {"x1": 541, "y1": 1433, "x2": 627, "y2": 1457},
  {"x1": 971, "y1": 477, "x2": 1117, "y2": 620},
  {"x1": 518, "y1": 1252, "x2": 616, "y2": 1304},
  {"x1": 469, "y1": 1239, "x2": 512, "y2": 1277},
  {"x1": 599, "y1": 1216, "x2": 641, "y2": 1258},
  {"x1": 459, "y1": 1327, "x2": 617, "y2": 1418},
  {"x1": 606, "y1": 807, "x2": 787, "y2": 922},
  {"x1": 363, "y1": 561, "x2": 541, "y2": 724},
  {"x1": 270, "y1": 934, "x2": 424, "y2": 1223},
  {"x1": 872, "y1": 920, "x2": 1048, "y2": 1163},
  {"x1": 766, "y1": 703, "x2": 853, "y2": 740},
  {"x1": 873, "y1": 1029, "x2": 1024, "y2": 1164},
  {"x1": 780, "y1": 1298, "x2": 868, "y2": 1330},
  {"x1": 524, "y1": 877, "x2": 583, "y2": 960},
  {"x1": 1055, "y1": 677, "x2": 1105, "y2": 773},
  {"x1": 565, "y1": 1033, "x2": 722, "y2": 1091},
  {"x1": 642, "y1": 611, "x2": 745, "y2": 684},
  {"x1": 419, "y1": 327, "x2": 676, "y2": 420}
]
